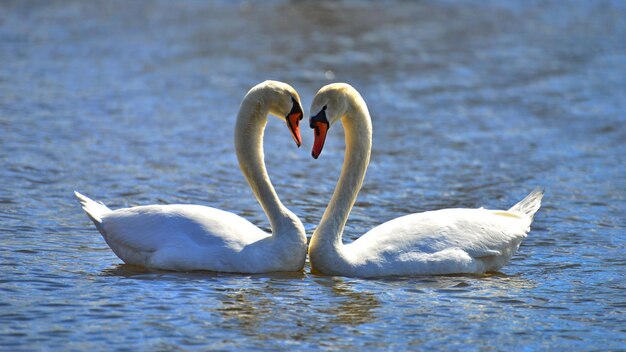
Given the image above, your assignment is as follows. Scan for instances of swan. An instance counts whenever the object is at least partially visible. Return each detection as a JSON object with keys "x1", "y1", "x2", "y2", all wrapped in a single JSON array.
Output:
[
  {"x1": 307, "y1": 83, "x2": 543, "y2": 277},
  {"x1": 75, "y1": 80, "x2": 308, "y2": 273}
]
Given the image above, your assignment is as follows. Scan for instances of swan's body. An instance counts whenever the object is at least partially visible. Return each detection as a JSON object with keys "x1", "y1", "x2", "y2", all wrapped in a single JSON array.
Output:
[
  {"x1": 76, "y1": 81, "x2": 307, "y2": 273},
  {"x1": 308, "y1": 83, "x2": 543, "y2": 277}
]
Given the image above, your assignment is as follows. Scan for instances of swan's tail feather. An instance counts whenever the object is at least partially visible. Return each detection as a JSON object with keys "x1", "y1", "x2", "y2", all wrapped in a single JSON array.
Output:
[
  {"x1": 74, "y1": 191, "x2": 111, "y2": 232},
  {"x1": 508, "y1": 188, "x2": 544, "y2": 220}
]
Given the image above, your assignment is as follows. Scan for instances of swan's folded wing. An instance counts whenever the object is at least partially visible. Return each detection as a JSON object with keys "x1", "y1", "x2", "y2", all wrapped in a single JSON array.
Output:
[
  {"x1": 99, "y1": 204, "x2": 266, "y2": 257},
  {"x1": 351, "y1": 208, "x2": 531, "y2": 260}
]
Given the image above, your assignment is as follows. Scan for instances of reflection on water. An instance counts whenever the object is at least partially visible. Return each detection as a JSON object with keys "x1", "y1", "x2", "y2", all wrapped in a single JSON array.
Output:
[
  {"x1": 1, "y1": 0, "x2": 625, "y2": 350},
  {"x1": 315, "y1": 277, "x2": 380, "y2": 326},
  {"x1": 100, "y1": 264, "x2": 153, "y2": 277},
  {"x1": 216, "y1": 286, "x2": 279, "y2": 333}
]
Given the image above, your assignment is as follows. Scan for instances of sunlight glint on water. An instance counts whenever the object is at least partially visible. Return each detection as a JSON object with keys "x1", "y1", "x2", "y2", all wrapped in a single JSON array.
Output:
[{"x1": 1, "y1": 1, "x2": 624, "y2": 350}]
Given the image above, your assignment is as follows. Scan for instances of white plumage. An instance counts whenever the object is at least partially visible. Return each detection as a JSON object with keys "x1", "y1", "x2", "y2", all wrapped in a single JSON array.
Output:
[
  {"x1": 75, "y1": 81, "x2": 307, "y2": 273},
  {"x1": 307, "y1": 83, "x2": 543, "y2": 277}
]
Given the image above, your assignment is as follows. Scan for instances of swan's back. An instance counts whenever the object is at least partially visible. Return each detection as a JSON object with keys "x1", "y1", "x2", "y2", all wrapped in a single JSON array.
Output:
[
  {"x1": 81, "y1": 201, "x2": 269, "y2": 269},
  {"x1": 102, "y1": 205, "x2": 265, "y2": 247},
  {"x1": 345, "y1": 190, "x2": 543, "y2": 276},
  {"x1": 351, "y1": 208, "x2": 527, "y2": 253}
]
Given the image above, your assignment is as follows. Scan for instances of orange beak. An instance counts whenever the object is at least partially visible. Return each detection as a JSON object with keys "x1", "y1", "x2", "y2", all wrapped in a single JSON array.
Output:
[
  {"x1": 310, "y1": 106, "x2": 330, "y2": 159},
  {"x1": 287, "y1": 112, "x2": 302, "y2": 147},
  {"x1": 311, "y1": 120, "x2": 329, "y2": 159}
]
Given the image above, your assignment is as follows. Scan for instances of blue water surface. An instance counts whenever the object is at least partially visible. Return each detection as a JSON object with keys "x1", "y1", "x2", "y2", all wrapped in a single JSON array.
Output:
[{"x1": 1, "y1": 1, "x2": 625, "y2": 350}]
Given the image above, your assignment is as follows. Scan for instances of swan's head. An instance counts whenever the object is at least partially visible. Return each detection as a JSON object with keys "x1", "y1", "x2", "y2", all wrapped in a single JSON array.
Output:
[
  {"x1": 260, "y1": 80, "x2": 304, "y2": 147},
  {"x1": 309, "y1": 83, "x2": 353, "y2": 159}
]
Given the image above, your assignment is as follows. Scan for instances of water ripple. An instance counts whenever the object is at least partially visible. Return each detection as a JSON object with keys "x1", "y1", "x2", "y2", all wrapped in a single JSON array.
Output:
[{"x1": 1, "y1": 0, "x2": 625, "y2": 350}]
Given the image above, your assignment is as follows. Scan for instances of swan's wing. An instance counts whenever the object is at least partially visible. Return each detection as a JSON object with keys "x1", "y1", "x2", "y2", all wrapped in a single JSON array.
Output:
[
  {"x1": 97, "y1": 204, "x2": 267, "y2": 266},
  {"x1": 349, "y1": 208, "x2": 532, "y2": 261}
]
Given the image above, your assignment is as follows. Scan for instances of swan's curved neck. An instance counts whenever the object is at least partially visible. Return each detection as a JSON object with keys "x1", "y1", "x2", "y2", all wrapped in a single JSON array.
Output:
[
  {"x1": 234, "y1": 93, "x2": 293, "y2": 237},
  {"x1": 310, "y1": 95, "x2": 372, "y2": 263}
]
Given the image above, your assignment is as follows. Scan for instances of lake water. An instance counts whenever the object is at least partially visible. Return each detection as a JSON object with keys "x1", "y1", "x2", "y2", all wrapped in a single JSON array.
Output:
[{"x1": 1, "y1": 0, "x2": 625, "y2": 350}]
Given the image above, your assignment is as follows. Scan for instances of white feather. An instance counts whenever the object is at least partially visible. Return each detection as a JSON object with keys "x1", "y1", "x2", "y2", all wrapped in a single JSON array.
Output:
[
  {"x1": 75, "y1": 81, "x2": 307, "y2": 273},
  {"x1": 308, "y1": 83, "x2": 544, "y2": 277}
]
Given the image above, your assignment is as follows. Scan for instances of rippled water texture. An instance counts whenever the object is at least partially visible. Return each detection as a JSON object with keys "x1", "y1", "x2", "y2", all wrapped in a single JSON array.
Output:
[{"x1": 1, "y1": 1, "x2": 625, "y2": 350}]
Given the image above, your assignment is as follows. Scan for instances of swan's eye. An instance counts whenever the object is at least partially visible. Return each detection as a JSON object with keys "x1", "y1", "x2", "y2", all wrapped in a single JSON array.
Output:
[
  {"x1": 309, "y1": 106, "x2": 329, "y2": 129},
  {"x1": 291, "y1": 97, "x2": 303, "y2": 120}
]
